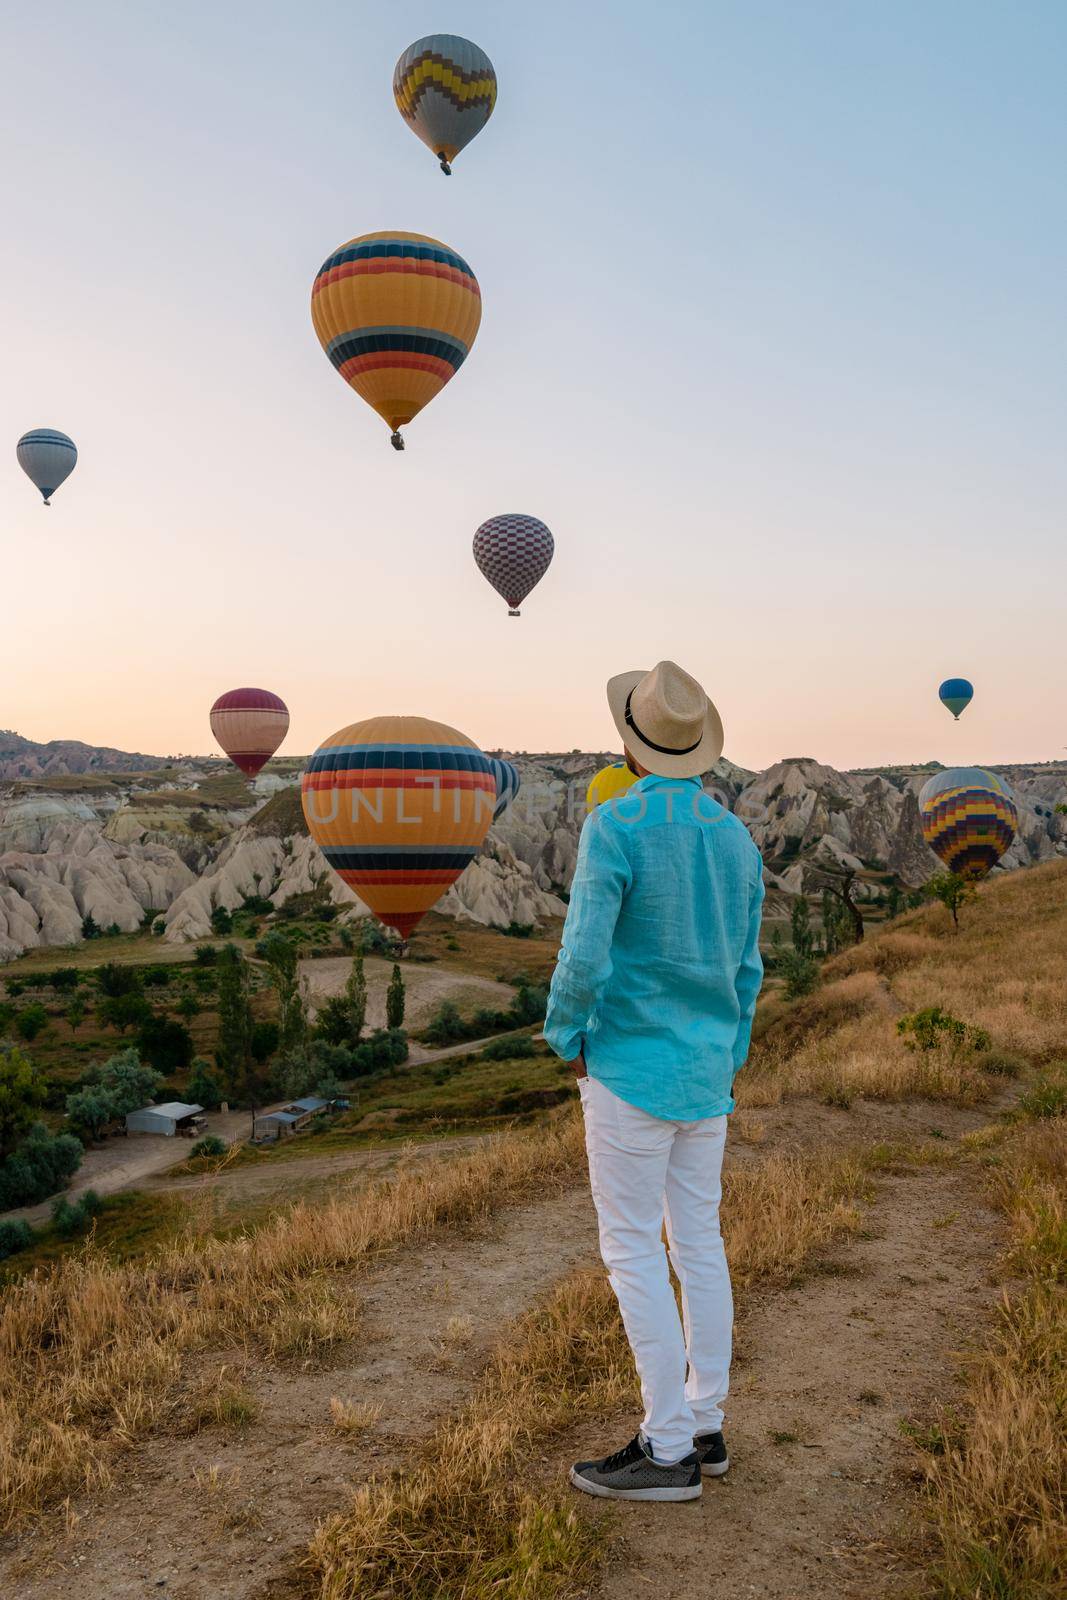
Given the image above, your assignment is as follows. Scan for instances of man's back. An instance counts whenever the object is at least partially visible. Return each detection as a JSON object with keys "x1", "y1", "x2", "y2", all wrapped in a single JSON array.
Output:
[{"x1": 544, "y1": 773, "x2": 764, "y2": 1119}]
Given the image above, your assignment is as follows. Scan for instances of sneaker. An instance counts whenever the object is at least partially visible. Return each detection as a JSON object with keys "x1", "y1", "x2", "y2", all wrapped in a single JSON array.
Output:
[
  {"x1": 693, "y1": 1429, "x2": 730, "y2": 1477},
  {"x1": 569, "y1": 1433, "x2": 702, "y2": 1501}
]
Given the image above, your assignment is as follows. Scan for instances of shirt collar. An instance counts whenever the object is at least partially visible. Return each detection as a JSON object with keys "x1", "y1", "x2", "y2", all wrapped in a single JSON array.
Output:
[{"x1": 633, "y1": 773, "x2": 702, "y2": 792}]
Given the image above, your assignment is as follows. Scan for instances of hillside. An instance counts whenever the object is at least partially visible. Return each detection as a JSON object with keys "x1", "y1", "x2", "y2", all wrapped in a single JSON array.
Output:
[
  {"x1": 0, "y1": 860, "x2": 1061, "y2": 1599},
  {"x1": 0, "y1": 739, "x2": 1064, "y2": 962},
  {"x1": 0, "y1": 730, "x2": 165, "y2": 779}
]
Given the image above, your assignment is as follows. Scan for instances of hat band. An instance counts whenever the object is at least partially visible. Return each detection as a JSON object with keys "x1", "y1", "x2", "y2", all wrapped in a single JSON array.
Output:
[{"x1": 624, "y1": 690, "x2": 702, "y2": 757}]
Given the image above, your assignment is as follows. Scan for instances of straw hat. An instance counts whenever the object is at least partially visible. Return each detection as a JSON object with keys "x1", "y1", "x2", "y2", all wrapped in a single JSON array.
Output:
[{"x1": 606, "y1": 660, "x2": 724, "y2": 779}]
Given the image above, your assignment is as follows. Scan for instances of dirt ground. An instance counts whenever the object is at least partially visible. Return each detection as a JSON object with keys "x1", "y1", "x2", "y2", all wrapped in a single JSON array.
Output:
[
  {"x1": 298, "y1": 955, "x2": 515, "y2": 1033},
  {"x1": 0, "y1": 1090, "x2": 1008, "y2": 1600}
]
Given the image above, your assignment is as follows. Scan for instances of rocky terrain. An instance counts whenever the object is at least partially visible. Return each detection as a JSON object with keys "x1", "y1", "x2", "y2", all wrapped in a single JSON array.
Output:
[
  {"x1": 0, "y1": 730, "x2": 163, "y2": 779},
  {"x1": 0, "y1": 734, "x2": 1063, "y2": 962}
]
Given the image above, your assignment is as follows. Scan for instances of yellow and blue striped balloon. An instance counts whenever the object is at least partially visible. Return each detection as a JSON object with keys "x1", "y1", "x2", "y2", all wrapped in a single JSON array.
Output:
[
  {"x1": 918, "y1": 767, "x2": 1017, "y2": 879},
  {"x1": 311, "y1": 232, "x2": 482, "y2": 449},
  {"x1": 302, "y1": 716, "x2": 496, "y2": 938}
]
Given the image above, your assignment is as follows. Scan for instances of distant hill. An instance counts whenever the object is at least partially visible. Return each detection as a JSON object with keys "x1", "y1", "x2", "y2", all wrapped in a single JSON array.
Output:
[{"x1": 0, "y1": 730, "x2": 164, "y2": 780}]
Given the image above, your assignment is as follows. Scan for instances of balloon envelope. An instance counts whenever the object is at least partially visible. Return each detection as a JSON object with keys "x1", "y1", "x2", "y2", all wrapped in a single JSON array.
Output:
[
  {"x1": 210, "y1": 688, "x2": 289, "y2": 777},
  {"x1": 301, "y1": 716, "x2": 496, "y2": 938},
  {"x1": 393, "y1": 35, "x2": 497, "y2": 171},
  {"x1": 586, "y1": 762, "x2": 638, "y2": 811},
  {"x1": 918, "y1": 766, "x2": 1017, "y2": 879},
  {"x1": 17, "y1": 429, "x2": 77, "y2": 505},
  {"x1": 311, "y1": 232, "x2": 481, "y2": 444},
  {"x1": 473, "y1": 515, "x2": 554, "y2": 615},
  {"x1": 486, "y1": 756, "x2": 521, "y2": 822},
  {"x1": 938, "y1": 678, "x2": 974, "y2": 720}
]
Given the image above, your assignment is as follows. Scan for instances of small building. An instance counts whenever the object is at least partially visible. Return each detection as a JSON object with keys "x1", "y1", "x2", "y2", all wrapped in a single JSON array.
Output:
[
  {"x1": 126, "y1": 1102, "x2": 205, "y2": 1138},
  {"x1": 254, "y1": 1109, "x2": 301, "y2": 1140},
  {"x1": 285, "y1": 1096, "x2": 332, "y2": 1123}
]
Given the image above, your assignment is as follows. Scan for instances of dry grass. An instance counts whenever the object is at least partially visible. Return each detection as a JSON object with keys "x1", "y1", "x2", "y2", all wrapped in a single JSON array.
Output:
[
  {"x1": 913, "y1": 1110, "x2": 1066, "y2": 1598},
  {"x1": 307, "y1": 1146, "x2": 873, "y2": 1600},
  {"x1": 741, "y1": 861, "x2": 1067, "y2": 1109},
  {"x1": 329, "y1": 1398, "x2": 381, "y2": 1438},
  {"x1": 0, "y1": 1115, "x2": 584, "y2": 1530}
]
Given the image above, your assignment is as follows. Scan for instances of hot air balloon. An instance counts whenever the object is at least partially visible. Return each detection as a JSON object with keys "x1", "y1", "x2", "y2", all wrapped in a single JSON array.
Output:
[
  {"x1": 301, "y1": 716, "x2": 496, "y2": 938},
  {"x1": 473, "y1": 515, "x2": 554, "y2": 616},
  {"x1": 918, "y1": 767, "x2": 1017, "y2": 879},
  {"x1": 586, "y1": 761, "x2": 638, "y2": 812},
  {"x1": 311, "y1": 232, "x2": 481, "y2": 450},
  {"x1": 938, "y1": 678, "x2": 974, "y2": 720},
  {"x1": 17, "y1": 429, "x2": 77, "y2": 505},
  {"x1": 210, "y1": 688, "x2": 289, "y2": 777},
  {"x1": 486, "y1": 756, "x2": 520, "y2": 822},
  {"x1": 393, "y1": 34, "x2": 497, "y2": 175}
]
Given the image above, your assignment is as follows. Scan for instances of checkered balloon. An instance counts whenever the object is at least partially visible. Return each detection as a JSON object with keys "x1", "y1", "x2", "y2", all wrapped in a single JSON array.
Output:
[{"x1": 473, "y1": 514, "x2": 554, "y2": 615}]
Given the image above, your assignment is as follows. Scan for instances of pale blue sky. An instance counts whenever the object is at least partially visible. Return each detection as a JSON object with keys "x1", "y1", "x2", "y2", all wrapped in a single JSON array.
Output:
[{"x1": 3, "y1": 1, "x2": 1064, "y2": 769}]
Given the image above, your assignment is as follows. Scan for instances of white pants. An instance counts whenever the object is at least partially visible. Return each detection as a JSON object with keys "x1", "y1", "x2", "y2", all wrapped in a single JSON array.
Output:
[{"x1": 579, "y1": 1075, "x2": 733, "y2": 1463}]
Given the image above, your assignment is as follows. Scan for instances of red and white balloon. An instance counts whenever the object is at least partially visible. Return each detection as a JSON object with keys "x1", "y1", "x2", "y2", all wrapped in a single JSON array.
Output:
[{"x1": 210, "y1": 688, "x2": 289, "y2": 777}]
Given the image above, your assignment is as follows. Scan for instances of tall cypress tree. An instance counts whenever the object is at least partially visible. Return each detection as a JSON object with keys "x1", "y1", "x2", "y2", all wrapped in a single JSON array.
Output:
[
  {"x1": 386, "y1": 963, "x2": 406, "y2": 1031},
  {"x1": 215, "y1": 944, "x2": 253, "y2": 1098}
]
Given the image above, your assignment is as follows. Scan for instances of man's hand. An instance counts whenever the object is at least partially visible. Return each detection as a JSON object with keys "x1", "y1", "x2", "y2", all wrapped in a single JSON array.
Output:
[{"x1": 568, "y1": 1051, "x2": 588, "y2": 1080}]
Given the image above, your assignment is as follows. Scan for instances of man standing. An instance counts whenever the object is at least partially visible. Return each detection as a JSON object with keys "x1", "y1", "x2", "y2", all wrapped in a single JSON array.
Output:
[{"x1": 544, "y1": 660, "x2": 764, "y2": 1502}]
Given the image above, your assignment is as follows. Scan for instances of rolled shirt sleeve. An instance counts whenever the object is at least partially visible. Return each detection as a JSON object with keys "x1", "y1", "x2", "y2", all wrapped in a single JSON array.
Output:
[
  {"x1": 731, "y1": 867, "x2": 766, "y2": 1072},
  {"x1": 544, "y1": 813, "x2": 632, "y2": 1061}
]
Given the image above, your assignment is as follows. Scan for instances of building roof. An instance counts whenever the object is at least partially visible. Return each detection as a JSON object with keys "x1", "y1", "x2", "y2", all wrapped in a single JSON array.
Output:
[
  {"x1": 132, "y1": 1102, "x2": 204, "y2": 1119},
  {"x1": 288, "y1": 1097, "x2": 330, "y2": 1113},
  {"x1": 260, "y1": 1110, "x2": 300, "y2": 1126}
]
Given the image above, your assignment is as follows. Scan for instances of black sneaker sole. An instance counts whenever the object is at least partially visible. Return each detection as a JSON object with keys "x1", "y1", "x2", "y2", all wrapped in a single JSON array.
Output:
[
  {"x1": 700, "y1": 1455, "x2": 730, "y2": 1478},
  {"x1": 569, "y1": 1467, "x2": 702, "y2": 1502}
]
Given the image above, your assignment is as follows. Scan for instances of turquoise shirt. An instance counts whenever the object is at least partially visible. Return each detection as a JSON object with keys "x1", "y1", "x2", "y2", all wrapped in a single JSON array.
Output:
[{"x1": 544, "y1": 774, "x2": 765, "y2": 1120}]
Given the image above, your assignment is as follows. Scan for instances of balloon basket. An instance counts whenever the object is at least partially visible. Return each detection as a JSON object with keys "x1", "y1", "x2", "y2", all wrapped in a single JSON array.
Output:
[
  {"x1": 390, "y1": 431, "x2": 405, "y2": 452},
  {"x1": 508, "y1": 608, "x2": 520, "y2": 617},
  {"x1": 437, "y1": 153, "x2": 452, "y2": 175}
]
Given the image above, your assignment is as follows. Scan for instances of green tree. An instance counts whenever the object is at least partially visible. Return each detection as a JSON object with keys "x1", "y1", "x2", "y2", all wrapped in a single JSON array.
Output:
[
  {"x1": 345, "y1": 951, "x2": 367, "y2": 1039},
  {"x1": 0, "y1": 1045, "x2": 47, "y2": 1161},
  {"x1": 95, "y1": 963, "x2": 143, "y2": 999},
  {"x1": 81, "y1": 912, "x2": 101, "y2": 940},
  {"x1": 790, "y1": 897, "x2": 815, "y2": 959},
  {"x1": 65, "y1": 996, "x2": 88, "y2": 1033},
  {"x1": 65, "y1": 1084, "x2": 119, "y2": 1142},
  {"x1": 215, "y1": 945, "x2": 254, "y2": 1098},
  {"x1": 86, "y1": 1047, "x2": 163, "y2": 1114},
  {"x1": 176, "y1": 991, "x2": 201, "y2": 1022},
  {"x1": 187, "y1": 1058, "x2": 223, "y2": 1111},
  {"x1": 0, "y1": 1122, "x2": 82, "y2": 1209},
  {"x1": 137, "y1": 1016, "x2": 194, "y2": 1074},
  {"x1": 256, "y1": 931, "x2": 307, "y2": 1054},
  {"x1": 885, "y1": 883, "x2": 903, "y2": 919},
  {"x1": 923, "y1": 871, "x2": 974, "y2": 931},
  {"x1": 386, "y1": 963, "x2": 406, "y2": 1030},
  {"x1": 251, "y1": 1020, "x2": 280, "y2": 1063},
  {"x1": 98, "y1": 993, "x2": 153, "y2": 1034},
  {"x1": 210, "y1": 905, "x2": 233, "y2": 936},
  {"x1": 14, "y1": 1003, "x2": 49, "y2": 1043}
]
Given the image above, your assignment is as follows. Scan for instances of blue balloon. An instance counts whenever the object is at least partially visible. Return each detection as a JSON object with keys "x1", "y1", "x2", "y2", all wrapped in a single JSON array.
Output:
[
  {"x1": 486, "y1": 757, "x2": 521, "y2": 822},
  {"x1": 938, "y1": 678, "x2": 973, "y2": 721}
]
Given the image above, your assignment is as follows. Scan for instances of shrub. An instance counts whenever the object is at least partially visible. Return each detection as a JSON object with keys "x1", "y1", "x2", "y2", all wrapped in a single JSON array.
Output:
[
  {"x1": 14, "y1": 1004, "x2": 49, "y2": 1042},
  {"x1": 241, "y1": 895, "x2": 274, "y2": 916},
  {"x1": 251, "y1": 1020, "x2": 280, "y2": 1063},
  {"x1": 42, "y1": 968, "x2": 80, "y2": 992},
  {"x1": 142, "y1": 965, "x2": 171, "y2": 988},
  {"x1": 190, "y1": 1135, "x2": 227, "y2": 1159},
  {"x1": 777, "y1": 949, "x2": 820, "y2": 1000},
  {"x1": 973, "y1": 1050, "x2": 1024, "y2": 1078},
  {"x1": 51, "y1": 1189, "x2": 103, "y2": 1239},
  {"x1": 1017, "y1": 1069, "x2": 1067, "y2": 1122},
  {"x1": 187, "y1": 1060, "x2": 223, "y2": 1111},
  {"x1": 423, "y1": 1001, "x2": 468, "y2": 1046},
  {"x1": 502, "y1": 922, "x2": 534, "y2": 939},
  {"x1": 482, "y1": 1035, "x2": 536, "y2": 1062},
  {"x1": 210, "y1": 906, "x2": 233, "y2": 935},
  {"x1": 0, "y1": 1123, "x2": 83, "y2": 1209},
  {"x1": 897, "y1": 1007, "x2": 991, "y2": 1057},
  {"x1": 0, "y1": 1218, "x2": 33, "y2": 1260},
  {"x1": 81, "y1": 913, "x2": 101, "y2": 940},
  {"x1": 194, "y1": 945, "x2": 219, "y2": 966},
  {"x1": 137, "y1": 1016, "x2": 194, "y2": 1074},
  {"x1": 98, "y1": 993, "x2": 153, "y2": 1034},
  {"x1": 95, "y1": 963, "x2": 143, "y2": 999},
  {"x1": 353, "y1": 1029, "x2": 408, "y2": 1074}
]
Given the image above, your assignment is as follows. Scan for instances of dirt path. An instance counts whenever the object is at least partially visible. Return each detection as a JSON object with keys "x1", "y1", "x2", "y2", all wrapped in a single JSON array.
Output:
[
  {"x1": 0, "y1": 1185, "x2": 601, "y2": 1600},
  {"x1": 574, "y1": 1153, "x2": 1003, "y2": 1600},
  {"x1": 0, "y1": 1094, "x2": 1007, "y2": 1600}
]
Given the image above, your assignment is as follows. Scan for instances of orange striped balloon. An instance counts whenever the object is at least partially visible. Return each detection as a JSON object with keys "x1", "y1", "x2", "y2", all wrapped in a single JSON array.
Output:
[{"x1": 301, "y1": 716, "x2": 496, "y2": 938}]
